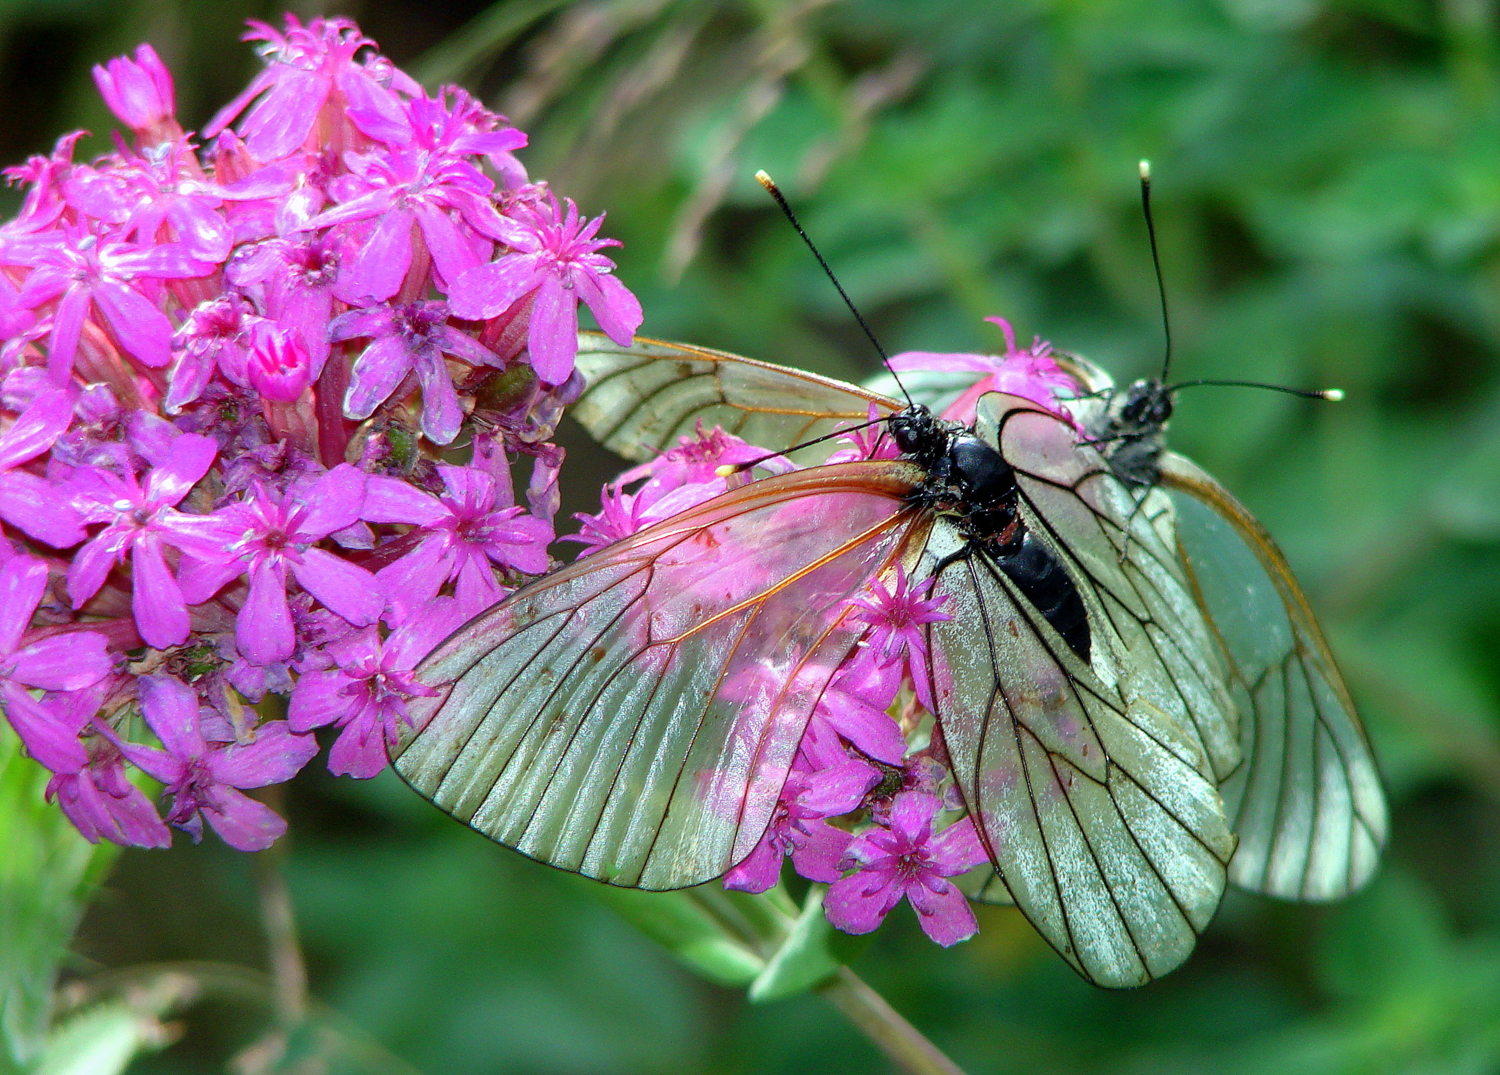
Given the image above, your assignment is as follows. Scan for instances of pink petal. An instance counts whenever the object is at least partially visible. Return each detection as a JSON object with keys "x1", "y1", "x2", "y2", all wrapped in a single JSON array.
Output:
[
  {"x1": 348, "y1": 208, "x2": 415, "y2": 303},
  {"x1": 93, "y1": 282, "x2": 175, "y2": 368},
  {"x1": 287, "y1": 669, "x2": 356, "y2": 732},
  {"x1": 290, "y1": 548, "x2": 383, "y2": 626},
  {"x1": 201, "y1": 785, "x2": 287, "y2": 851},
  {"x1": 525, "y1": 273, "x2": 579, "y2": 385},
  {"x1": 824, "y1": 866, "x2": 901, "y2": 935},
  {"x1": 573, "y1": 269, "x2": 642, "y2": 345},
  {"x1": 0, "y1": 388, "x2": 74, "y2": 470},
  {"x1": 790, "y1": 820, "x2": 854, "y2": 883},
  {"x1": 295, "y1": 464, "x2": 366, "y2": 540},
  {"x1": 327, "y1": 712, "x2": 390, "y2": 778},
  {"x1": 906, "y1": 876, "x2": 979, "y2": 946},
  {"x1": 2, "y1": 684, "x2": 87, "y2": 772},
  {"x1": 722, "y1": 835, "x2": 784, "y2": 893},
  {"x1": 0, "y1": 471, "x2": 85, "y2": 548},
  {"x1": 209, "y1": 720, "x2": 318, "y2": 787},
  {"x1": 136, "y1": 674, "x2": 206, "y2": 761},
  {"x1": 144, "y1": 433, "x2": 217, "y2": 506},
  {"x1": 447, "y1": 254, "x2": 543, "y2": 320},
  {"x1": 343, "y1": 334, "x2": 413, "y2": 419},
  {"x1": 131, "y1": 538, "x2": 190, "y2": 649},
  {"x1": 237, "y1": 559, "x2": 294, "y2": 666},
  {"x1": 361, "y1": 476, "x2": 446, "y2": 526},
  {"x1": 0, "y1": 555, "x2": 47, "y2": 653},
  {"x1": 12, "y1": 632, "x2": 111, "y2": 691}
]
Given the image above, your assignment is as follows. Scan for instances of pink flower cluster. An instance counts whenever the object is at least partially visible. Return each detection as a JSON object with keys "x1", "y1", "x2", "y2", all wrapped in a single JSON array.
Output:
[
  {"x1": 0, "y1": 17, "x2": 641, "y2": 852},
  {"x1": 575, "y1": 339, "x2": 1068, "y2": 947}
]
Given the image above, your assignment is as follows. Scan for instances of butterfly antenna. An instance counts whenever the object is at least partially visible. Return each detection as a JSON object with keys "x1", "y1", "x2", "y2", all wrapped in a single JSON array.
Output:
[
  {"x1": 1139, "y1": 159, "x2": 1173, "y2": 386},
  {"x1": 1170, "y1": 378, "x2": 1344, "y2": 401},
  {"x1": 755, "y1": 170, "x2": 914, "y2": 409},
  {"x1": 715, "y1": 414, "x2": 890, "y2": 476}
]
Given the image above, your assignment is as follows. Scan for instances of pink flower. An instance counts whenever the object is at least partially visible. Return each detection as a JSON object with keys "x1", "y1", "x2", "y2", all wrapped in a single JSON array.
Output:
[
  {"x1": 330, "y1": 301, "x2": 499, "y2": 444},
  {"x1": 890, "y1": 316, "x2": 1077, "y2": 425},
  {"x1": 244, "y1": 322, "x2": 312, "y2": 402},
  {"x1": 177, "y1": 465, "x2": 381, "y2": 666},
  {"x1": 1, "y1": 225, "x2": 215, "y2": 377},
  {"x1": 122, "y1": 675, "x2": 317, "y2": 850},
  {"x1": 288, "y1": 602, "x2": 463, "y2": 778},
  {"x1": 848, "y1": 564, "x2": 951, "y2": 711},
  {"x1": 366, "y1": 463, "x2": 552, "y2": 617},
  {"x1": 65, "y1": 433, "x2": 219, "y2": 647},
  {"x1": 91, "y1": 44, "x2": 177, "y2": 143},
  {"x1": 824, "y1": 792, "x2": 988, "y2": 946},
  {"x1": 450, "y1": 193, "x2": 643, "y2": 384}
]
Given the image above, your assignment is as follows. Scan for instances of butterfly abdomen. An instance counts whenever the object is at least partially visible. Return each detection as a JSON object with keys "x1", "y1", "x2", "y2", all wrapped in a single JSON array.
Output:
[{"x1": 992, "y1": 532, "x2": 1091, "y2": 662}]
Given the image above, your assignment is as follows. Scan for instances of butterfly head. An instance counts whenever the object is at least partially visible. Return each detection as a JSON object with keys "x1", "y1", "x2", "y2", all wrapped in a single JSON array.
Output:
[{"x1": 1118, "y1": 378, "x2": 1174, "y2": 433}]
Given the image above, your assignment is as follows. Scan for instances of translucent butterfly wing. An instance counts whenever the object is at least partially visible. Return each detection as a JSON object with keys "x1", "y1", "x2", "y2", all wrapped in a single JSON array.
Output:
[
  {"x1": 573, "y1": 333, "x2": 896, "y2": 463},
  {"x1": 394, "y1": 462, "x2": 928, "y2": 890},
  {"x1": 992, "y1": 397, "x2": 1238, "y2": 784},
  {"x1": 1161, "y1": 453, "x2": 1387, "y2": 900},
  {"x1": 927, "y1": 395, "x2": 1236, "y2": 987}
]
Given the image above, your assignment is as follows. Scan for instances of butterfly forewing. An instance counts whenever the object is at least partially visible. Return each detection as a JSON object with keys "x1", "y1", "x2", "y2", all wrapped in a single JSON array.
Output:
[
  {"x1": 1162, "y1": 453, "x2": 1387, "y2": 900},
  {"x1": 573, "y1": 333, "x2": 896, "y2": 464},
  {"x1": 395, "y1": 462, "x2": 930, "y2": 889}
]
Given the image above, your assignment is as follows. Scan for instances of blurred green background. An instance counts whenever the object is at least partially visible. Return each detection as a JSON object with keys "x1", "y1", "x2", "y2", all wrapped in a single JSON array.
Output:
[{"x1": 6, "y1": 0, "x2": 1500, "y2": 1071}]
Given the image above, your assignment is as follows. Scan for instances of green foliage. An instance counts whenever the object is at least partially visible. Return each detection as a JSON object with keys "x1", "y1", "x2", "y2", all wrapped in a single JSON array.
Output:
[
  {"x1": 0, "y1": 725, "x2": 117, "y2": 1072},
  {"x1": 4, "y1": 0, "x2": 1499, "y2": 1070}
]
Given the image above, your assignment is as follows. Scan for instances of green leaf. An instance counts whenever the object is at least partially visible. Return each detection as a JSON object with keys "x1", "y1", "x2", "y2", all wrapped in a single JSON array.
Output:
[
  {"x1": 748, "y1": 886, "x2": 841, "y2": 1003},
  {"x1": 30, "y1": 1000, "x2": 170, "y2": 1075},
  {"x1": 0, "y1": 724, "x2": 118, "y2": 1070},
  {"x1": 575, "y1": 881, "x2": 766, "y2": 987}
]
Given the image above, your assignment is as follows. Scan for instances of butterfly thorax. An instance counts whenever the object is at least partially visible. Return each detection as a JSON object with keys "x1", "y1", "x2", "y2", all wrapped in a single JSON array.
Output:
[{"x1": 1097, "y1": 378, "x2": 1172, "y2": 489}]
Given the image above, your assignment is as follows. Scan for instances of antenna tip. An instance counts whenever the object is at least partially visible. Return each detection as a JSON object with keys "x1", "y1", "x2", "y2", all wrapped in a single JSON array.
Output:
[
  {"x1": 754, "y1": 169, "x2": 777, "y2": 192},
  {"x1": 715, "y1": 464, "x2": 739, "y2": 477},
  {"x1": 1139, "y1": 159, "x2": 1152, "y2": 181},
  {"x1": 1321, "y1": 388, "x2": 1345, "y2": 402}
]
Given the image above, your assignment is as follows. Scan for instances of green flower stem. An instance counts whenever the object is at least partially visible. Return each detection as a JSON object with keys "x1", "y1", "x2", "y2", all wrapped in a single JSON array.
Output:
[
  {"x1": 682, "y1": 887, "x2": 968, "y2": 1075},
  {"x1": 817, "y1": 967, "x2": 968, "y2": 1075},
  {"x1": 249, "y1": 786, "x2": 307, "y2": 1029}
]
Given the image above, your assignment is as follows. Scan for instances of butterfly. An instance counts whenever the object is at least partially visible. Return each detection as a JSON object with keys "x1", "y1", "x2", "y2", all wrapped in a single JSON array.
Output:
[
  {"x1": 394, "y1": 331, "x2": 1259, "y2": 988},
  {"x1": 1056, "y1": 356, "x2": 1387, "y2": 899}
]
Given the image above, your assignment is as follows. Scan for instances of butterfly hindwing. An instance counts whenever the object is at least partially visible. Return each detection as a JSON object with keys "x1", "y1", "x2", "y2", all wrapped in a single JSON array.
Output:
[
  {"x1": 926, "y1": 395, "x2": 1235, "y2": 987},
  {"x1": 395, "y1": 462, "x2": 929, "y2": 890},
  {"x1": 1162, "y1": 453, "x2": 1387, "y2": 900}
]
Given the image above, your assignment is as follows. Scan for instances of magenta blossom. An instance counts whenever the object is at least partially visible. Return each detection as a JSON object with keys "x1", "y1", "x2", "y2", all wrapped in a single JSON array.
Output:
[
  {"x1": 178, "y1": 465, "x2": 382, "y2": 666},
  {"x1": 889, "y1": 316, "x2": 1077, "y2": 426},
  {"x1": 65, "y1": 432, "x2": 219, "y2": 648},
  {"x1": 824, "y1": 791, "x2": 988, "y2": 946},
  {"x1": 331, "y1": 300, "x2": 499, "y2": 444},
  {"x1": 288, "y1": 602, "x2": 463, "y2": 778},
  {"x1": 0, "y1": 388, "x2": 86, "y2": 548},
  {"x1": 366, "y1": 462, "x2": 552, "y2": 617},
  {"x1": 122, "y1": 675, "x2": 316, "y2": 850},
  {"x1": 450, "y1": 193, "x2": 643, "y2": 384}
]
